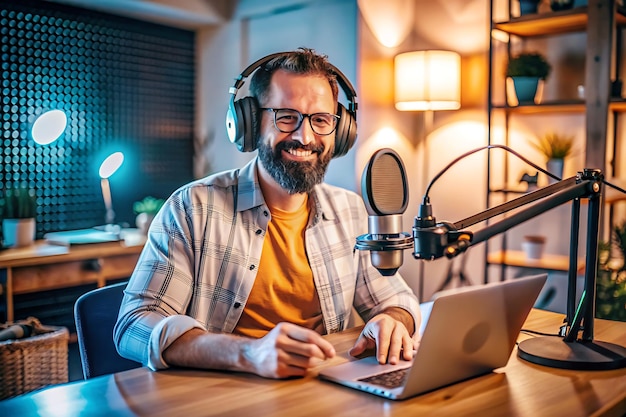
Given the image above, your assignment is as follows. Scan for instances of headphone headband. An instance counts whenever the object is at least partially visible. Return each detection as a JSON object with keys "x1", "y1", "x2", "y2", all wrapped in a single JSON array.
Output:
[{"x1": 229, "y1": 52, "x2": 358, "y2": 113}]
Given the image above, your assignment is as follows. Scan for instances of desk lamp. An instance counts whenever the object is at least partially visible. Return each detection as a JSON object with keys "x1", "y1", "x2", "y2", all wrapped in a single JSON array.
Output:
[{"x1": 98, "y1": 151, "x2": 124, "y2": 232}]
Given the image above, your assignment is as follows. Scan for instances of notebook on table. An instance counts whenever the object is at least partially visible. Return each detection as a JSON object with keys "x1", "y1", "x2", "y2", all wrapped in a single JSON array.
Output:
[{"x1": 318, "y1": 273, "x2": 547, "y2": 400}]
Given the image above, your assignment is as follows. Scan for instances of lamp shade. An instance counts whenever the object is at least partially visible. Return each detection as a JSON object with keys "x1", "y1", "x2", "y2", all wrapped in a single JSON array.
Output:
[
  {"x1": 98, "y1": 152, "x2": 124, "y2": 179},
  {"x1": 394, "y1": 50, "x2": 461, "y2": 111}
]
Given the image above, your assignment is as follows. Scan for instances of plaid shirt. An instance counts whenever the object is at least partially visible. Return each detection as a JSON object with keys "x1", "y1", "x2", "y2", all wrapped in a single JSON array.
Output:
[{"x1": 114, "y1": 157, "x2": 420, "y2": 370}]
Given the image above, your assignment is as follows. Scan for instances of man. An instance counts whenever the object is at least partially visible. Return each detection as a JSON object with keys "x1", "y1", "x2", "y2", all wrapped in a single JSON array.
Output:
[{"x1": 114, "y1": 48, "x2": 420, "y2": 379}]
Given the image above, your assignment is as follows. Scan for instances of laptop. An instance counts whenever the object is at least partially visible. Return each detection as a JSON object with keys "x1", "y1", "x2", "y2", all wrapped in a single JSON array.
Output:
[{"x1": 318, "y1": 273, "x2": 547, "y2": 400}]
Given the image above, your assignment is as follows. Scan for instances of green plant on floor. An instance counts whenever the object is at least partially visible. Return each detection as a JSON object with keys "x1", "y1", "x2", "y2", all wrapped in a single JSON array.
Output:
[
  {"x1": 596, "y1": 221, "x2": 626, "y2": 322},
  {"x1": 0, "y1": 187, "x2": 37, "y2": 219}
]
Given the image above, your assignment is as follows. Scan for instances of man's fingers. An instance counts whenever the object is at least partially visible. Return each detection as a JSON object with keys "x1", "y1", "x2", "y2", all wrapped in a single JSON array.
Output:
[
  {"x1": 348, "y1": 334, "x2": 367, "y2": 357},
  {"x1": 277, "y1": 323, "x2": 336, "y2": 359}
]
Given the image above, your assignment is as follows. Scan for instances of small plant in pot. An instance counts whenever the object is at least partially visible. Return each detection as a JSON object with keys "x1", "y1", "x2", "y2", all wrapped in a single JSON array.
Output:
[
  {"x1": 550, "y1": 0, "x2": 575, "y2": 11},
  {"x1": 506, "y1": 52, "x2": 551, "y2": 105},
  {"x1": 0, "y1": 187, "x2": 37, "y2": 247},
  {"x1": 531, "y1": 132, "x2": 574, "y2": 183},
  {"x1": 133, "y1": 196, "x2": 165, "y2": 235},
  {"x1": 518, "y1": 0, "x2": 542, "y2": 15},
  {"x1": 596, "y1": 221, "x2": 626, "y2": 322}
]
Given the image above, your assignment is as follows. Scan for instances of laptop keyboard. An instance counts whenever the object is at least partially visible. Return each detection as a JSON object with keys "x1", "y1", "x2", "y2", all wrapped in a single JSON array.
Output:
[{"x1": 359, "y1": 368, "x2": 409, "y2": 388}]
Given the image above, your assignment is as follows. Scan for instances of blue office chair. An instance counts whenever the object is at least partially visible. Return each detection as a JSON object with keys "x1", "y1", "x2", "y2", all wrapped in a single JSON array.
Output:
[{"x1": 74, "y1": 282, "x2": 141, "y2": 379}]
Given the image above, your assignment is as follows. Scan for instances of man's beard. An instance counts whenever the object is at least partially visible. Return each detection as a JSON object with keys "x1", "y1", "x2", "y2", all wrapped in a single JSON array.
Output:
[{"x1": 258, "y1": 138, "x2": 332, "y2": 194}]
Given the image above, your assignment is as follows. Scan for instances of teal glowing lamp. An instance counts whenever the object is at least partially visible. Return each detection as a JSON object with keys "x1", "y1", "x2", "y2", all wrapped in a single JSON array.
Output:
[{"x1": 98, "y1": 152, "x2": 124, "y2": 229}]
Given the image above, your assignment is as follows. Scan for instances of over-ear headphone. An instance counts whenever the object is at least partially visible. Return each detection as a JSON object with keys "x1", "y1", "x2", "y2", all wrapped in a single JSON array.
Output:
[{"x1": 226, "y1": 52, "x2": 358, "y2": 158}]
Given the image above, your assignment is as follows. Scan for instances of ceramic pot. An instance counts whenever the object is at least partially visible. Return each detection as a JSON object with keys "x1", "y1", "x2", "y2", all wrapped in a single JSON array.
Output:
[
  {"x1": 546, "y1": 158, "x2": 564, "y2": 184},
  {"x1": 135, "y1": 212, "x2": 155, "y2": 235},
  {"x1": 511, "y1": 77, "x2": 540, "y2": 105},
  {"x1": 522, "y1": 235, "x2": 546, "y2": 260},
  {"x1": 2, "y1": 218, "x2": 35, "y2": 248},
  {"x1": 519, "y1": 0, "x2": 540, "y2": 15}
]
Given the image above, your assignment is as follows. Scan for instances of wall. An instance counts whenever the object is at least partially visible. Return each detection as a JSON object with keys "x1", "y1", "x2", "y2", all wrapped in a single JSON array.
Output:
[{"x1": 0, "y1": 0, "x2": 196, "y2": 237}]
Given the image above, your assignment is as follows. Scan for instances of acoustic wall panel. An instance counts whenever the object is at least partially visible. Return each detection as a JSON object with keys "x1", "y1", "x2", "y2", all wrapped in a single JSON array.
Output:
[{"x1": 0, "y1": 0, "x2": 195, "y2": 238}]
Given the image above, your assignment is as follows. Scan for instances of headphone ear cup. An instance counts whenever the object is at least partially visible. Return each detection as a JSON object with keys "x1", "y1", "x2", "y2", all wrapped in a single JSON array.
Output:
[
  {"x1": 333, "y1": 103, "x2": 358, "y2": 158},
  {"x1": 232, "y1": 96, "x2": 260, "y2": 152}
]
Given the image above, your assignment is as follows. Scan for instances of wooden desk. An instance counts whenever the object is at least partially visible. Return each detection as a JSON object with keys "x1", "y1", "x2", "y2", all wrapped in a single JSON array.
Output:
[
  {"x1": 1, "y1": 309, "x2": 624, "y2": 416},
  {"x1": 0, "y1": 240, "x2": 144, "y2": 323}
]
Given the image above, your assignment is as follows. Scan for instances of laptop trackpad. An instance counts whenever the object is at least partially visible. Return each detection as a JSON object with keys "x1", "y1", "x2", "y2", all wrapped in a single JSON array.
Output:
[{"x1": 320, "y1": 356, "x2": 412, "y2": 382}]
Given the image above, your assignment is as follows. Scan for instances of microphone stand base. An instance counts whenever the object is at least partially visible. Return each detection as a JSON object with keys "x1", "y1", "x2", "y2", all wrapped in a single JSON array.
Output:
[{"x1": 518, "y1": 337, "x2": 626, "y2": 370}]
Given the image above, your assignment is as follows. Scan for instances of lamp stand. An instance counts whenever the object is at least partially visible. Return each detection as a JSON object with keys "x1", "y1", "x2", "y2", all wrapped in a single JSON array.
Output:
[
  {"x1": 418, "y1": 110, "x2": 434, "y2": 301},
  {"x1": 100, "y1": 178, "x2": 116, "y2": 226}
]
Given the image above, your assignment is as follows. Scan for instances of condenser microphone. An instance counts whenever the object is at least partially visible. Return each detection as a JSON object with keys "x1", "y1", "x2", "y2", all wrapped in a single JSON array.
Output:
[{"x1": 355, "y1": 148, "x2": 413, "y2": 276}]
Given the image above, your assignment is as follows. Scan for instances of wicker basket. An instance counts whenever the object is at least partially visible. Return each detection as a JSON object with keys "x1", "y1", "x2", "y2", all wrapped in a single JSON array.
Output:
[{"x1": 0, "y1": 317, "x2": 69, "y2": 400}]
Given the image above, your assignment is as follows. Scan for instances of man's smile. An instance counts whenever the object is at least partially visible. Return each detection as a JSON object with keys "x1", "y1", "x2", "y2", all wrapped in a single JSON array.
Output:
[{"x1": 283, "y1": 148, "x2": 315, "y2": 158}]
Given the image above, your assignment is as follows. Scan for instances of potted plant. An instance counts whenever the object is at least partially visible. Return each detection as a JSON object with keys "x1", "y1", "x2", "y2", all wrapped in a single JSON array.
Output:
[
  {"x1": 0, "y1": 186, "x2": 37, "y2": 247},
  {"x1": 550, "y1": 0, "x2": 575, "y2": 11},
  {"x1": 531, "y1": 132, "x2": 574, "y2": 183},
  {"x1": 596, "y1": 221, "x2": 626, "y2": 322},
  {"x1": 506, "y1": 52, "x2": 551, "y2": 105},
  {"x1": 133, "y1": 196, "x2": 165, "y2": 234},
  {"x1": 518, "y1": 0, "x2": 542, "y2": 15}
]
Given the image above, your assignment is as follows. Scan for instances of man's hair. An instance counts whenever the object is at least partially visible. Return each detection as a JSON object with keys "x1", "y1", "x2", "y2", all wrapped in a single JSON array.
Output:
[{"x1": 249, "y1": 47, "x2": 339, "y2": 106}]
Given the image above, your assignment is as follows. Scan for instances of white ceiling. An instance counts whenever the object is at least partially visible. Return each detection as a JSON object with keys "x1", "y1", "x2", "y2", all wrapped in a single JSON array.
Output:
[{"x1": 44, "y1": 0, "x2": 236, "y2": 29}]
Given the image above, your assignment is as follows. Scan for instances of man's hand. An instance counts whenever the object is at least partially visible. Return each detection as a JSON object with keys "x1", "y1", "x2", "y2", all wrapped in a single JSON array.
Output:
[
  {"x1": 348, "y1": 308, "x2": 414, "y2": 365},
  {"x1": 243, "y1": 322, "x2": 336, "y2": 379}
]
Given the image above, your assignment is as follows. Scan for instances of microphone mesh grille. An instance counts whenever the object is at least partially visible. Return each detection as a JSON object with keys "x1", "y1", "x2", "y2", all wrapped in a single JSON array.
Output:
[{"x1": 371, "y1": 153, "x2": 405, "y2": 213}]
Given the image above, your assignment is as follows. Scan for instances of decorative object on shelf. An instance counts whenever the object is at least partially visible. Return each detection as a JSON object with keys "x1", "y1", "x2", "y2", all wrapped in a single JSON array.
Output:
[
  {"x1": 518, "y1": 0, "x2": 541, "y2": 15},
  {"x1": 611, "y1": 79, "x2": 622, "y2": 98},
  {"x1": 133, "y1": 196, "x2": 165, "y2": 235},
  {"x1": 531, "y1": 132, "x2": 575, "y2": 184},
  {"x1": 506, "y1": 52, "x2": 551, "y2": 105},
  {"x1": 550, "y1": 0, "x2": 575, "y2": 11},
  {"x1": 0, "y1": 187, "x2": 37, "y2": 248},
  {"x1": 519, "y1": 171, "x2": 539, "y2": 191},
  {"x1": 522, "y1": 235, "x2": 546, "y2": 259},
  {"x1": 596, "y1": 221, "x2": 626, "y2": 322}
]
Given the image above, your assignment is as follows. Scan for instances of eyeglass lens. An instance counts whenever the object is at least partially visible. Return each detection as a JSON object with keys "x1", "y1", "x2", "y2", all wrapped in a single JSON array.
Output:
[{"x1": 268, "y1": 108, "x2": 338, "y2": 136}]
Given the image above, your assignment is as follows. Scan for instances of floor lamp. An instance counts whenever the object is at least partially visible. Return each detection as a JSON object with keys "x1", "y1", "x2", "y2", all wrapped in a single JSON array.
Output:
[{"x1": 394, "y1": 50, "x2": 461, "y2": 299}]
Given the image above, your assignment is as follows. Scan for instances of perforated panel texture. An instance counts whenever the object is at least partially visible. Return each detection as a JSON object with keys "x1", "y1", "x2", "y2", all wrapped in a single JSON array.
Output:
[{"x1": 0, "y1": 0, "x2": 195, "y2": 237}]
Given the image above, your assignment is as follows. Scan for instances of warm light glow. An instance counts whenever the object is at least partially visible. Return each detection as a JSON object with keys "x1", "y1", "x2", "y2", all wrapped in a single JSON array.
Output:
[
  {"x1": 98, "y1": 152, "x2": 124, "y2": 179},
  {"x1": 394, "y1": 50, "x2": 461, "y2": 111},
  {"x1": 31, "y1": 110, "x2": 67, "y2": 144},
  {"x1": 358, "y1": 0, "x2": 415, "y2": 47},
  {"x1": 491, "y1": 29, "x2": 510, "y2": 43}
]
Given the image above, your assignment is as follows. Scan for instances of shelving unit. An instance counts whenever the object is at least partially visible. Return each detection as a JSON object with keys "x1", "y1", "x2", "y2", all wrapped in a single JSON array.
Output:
[{"x1": 485, "y1": 0, "x2": 626, "y2": 283}]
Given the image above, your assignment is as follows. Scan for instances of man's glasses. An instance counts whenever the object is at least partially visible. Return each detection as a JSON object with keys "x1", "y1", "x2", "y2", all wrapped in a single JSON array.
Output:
[{"x1": 261, "y1": 108, "x2": 340, "y2": 136}]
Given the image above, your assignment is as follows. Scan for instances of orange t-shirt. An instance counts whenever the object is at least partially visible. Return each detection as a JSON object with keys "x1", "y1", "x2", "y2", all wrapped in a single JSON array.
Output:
[{"x1": 233, "y1": 196, "x2": 324, "y2": 338}]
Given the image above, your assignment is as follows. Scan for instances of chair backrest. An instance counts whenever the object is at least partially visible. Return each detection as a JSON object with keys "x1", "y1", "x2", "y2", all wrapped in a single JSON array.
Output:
[{"x1": 74, "y1": 282, "x2": 141, "y2": 379}]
